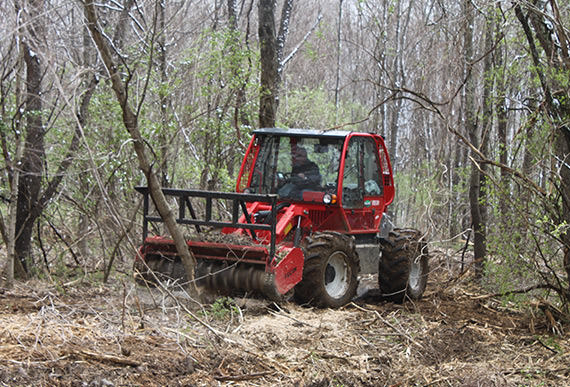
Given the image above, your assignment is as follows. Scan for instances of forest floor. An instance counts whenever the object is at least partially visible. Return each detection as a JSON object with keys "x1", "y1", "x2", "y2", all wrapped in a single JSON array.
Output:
[{"x1": 1, "y1": 249, "x2": 569, "y2": 386}]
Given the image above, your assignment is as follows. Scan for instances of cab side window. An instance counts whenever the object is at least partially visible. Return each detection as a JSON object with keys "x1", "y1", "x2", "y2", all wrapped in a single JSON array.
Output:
[
  {"x1": 341, "y1": 137, "x2": 383, "y2": 208},
  {"x1": 362, "y1": 139, "x2": 383, "y2": 196}
]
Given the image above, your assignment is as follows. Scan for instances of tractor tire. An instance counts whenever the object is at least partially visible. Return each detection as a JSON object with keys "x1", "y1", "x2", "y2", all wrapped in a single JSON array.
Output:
[
  {"x1": 294, "y1": 232, "x2": 359, "y2": 308},
  {"x1": 378, "y1": 228, "x2": 428, "y2": 303}
]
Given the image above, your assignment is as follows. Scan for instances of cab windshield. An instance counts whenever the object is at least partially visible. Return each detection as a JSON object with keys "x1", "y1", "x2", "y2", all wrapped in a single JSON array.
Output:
[{"x1": 249, "y1": 135, "x2": 343, "y2": 200}]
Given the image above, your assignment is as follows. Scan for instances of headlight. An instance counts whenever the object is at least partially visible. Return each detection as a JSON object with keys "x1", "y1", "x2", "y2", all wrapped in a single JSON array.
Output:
[{"x1": 323, "y1": 194, "x2": 336, "y2": 204}]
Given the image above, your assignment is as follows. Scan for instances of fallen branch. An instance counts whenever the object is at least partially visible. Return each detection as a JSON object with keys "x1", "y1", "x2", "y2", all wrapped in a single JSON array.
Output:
[
  {"x1": 67, "y1": 349, "x2": 141, "y2": 367},
  {"x1": 466, "y1": 284, "x2": 554, "y2": 300},
  {"x1": 267, "y1": 303, "x2": 317, "y2": 328},
  {"x1": 214, "y1": 371, "x2": 272, "y2": 382},
  {"x1": 535, "y1": 337, "x2": 560, "y2": 354}
]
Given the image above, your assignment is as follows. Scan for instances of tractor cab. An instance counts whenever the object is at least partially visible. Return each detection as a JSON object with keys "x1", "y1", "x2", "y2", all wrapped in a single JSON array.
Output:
[{"x1": 236, "y1": 128, "x2": 395, "y2": 235}]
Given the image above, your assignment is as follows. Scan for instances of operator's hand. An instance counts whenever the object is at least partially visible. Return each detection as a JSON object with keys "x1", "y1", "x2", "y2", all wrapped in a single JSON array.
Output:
[{"x1": 290, "y1": 174, "x2": 305, "y2": 185}]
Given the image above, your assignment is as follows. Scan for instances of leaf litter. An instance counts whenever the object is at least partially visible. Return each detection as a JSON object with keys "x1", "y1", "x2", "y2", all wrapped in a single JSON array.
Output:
[{"x1": 1, "y1": 250, "x2": 569, "y2": 386}]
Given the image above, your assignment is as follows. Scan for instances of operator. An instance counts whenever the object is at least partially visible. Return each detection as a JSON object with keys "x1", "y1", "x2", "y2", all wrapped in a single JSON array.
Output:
[
  {"x1": 291, "y1": 146, "x2": 321, "y2": 187},
  {"x1": 278, "y1": 145, "x2": 321, "y2": 199}
]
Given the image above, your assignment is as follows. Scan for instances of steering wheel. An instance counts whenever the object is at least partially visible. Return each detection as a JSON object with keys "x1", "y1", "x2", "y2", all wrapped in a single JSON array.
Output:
[
  {"x1": 276, "y1": 171, "x2": 292, "y2": 187},
  {"x1": 275, "y1": 172, "x2": 291, "y2": 188}
]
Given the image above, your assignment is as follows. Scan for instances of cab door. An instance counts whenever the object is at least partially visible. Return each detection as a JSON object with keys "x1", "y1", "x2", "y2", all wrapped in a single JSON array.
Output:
[{"x1": 340, "y1": 135, "x2": 385, "y2": 232}]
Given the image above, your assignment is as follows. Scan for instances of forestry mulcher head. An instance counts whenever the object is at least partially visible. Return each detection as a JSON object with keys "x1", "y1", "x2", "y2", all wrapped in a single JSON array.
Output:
[{"x1": 134, "y1": 128, "x2": 429, "y2": 307}]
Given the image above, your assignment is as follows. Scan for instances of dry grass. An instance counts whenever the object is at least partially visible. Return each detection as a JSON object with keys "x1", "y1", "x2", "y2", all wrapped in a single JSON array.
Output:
[{"x1": 1, "y1": 251, "x2": 569, "y2": 386}]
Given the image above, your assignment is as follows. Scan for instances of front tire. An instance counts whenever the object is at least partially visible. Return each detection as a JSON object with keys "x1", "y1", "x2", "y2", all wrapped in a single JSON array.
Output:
[
  {"x1": 378, "y1": 228, "x2": 428, "y2": 303},
  {"x1": 294, "y1": 232, "x2": 359, "y2": 308}
]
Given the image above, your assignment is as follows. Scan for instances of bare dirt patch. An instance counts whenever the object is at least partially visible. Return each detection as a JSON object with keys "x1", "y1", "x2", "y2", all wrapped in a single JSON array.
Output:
[{"x1": 1, "y1": 264, "x2": 569, "y2": 386}]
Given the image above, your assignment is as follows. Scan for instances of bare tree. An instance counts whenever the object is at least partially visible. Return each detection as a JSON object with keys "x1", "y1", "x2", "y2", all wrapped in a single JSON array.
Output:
[
  {"x1": 334, "y1": 0, "x2": 344, "y2": 120},
  {"x1": 463, "y1": 0, "x2": 487, "y2": 277},
  {"x1": 0, "y1": 0, "x2": 101, "y2": 283},
  {"x1": 82, "y1": 0, "x2": 199, "y2": 296},
  {"x1": 514, "y1": 0, "x2": 570, "y2": 302},
  {"x1": 258, "y1": 0, "x2": 295, "y2": 128},
  {"x1": 276, "y1": 0, "x2": 294, "y2": 82},
  {"x1": 13, "y1": 0, "x2": 46, "y2": 278},
  {"x1": 258, "y1": 0, "x2": 278, "y2": 128}
]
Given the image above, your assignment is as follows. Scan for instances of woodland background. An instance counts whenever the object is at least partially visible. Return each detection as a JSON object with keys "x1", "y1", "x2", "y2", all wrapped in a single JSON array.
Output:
[{"x1": 0, "y1": 0, "x2": 569, "y2": 314}]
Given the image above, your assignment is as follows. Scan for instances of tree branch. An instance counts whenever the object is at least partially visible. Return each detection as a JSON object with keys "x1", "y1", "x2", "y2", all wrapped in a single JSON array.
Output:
[{"x1": 280, "y1": 13, "x2": 322, "y2": 70}]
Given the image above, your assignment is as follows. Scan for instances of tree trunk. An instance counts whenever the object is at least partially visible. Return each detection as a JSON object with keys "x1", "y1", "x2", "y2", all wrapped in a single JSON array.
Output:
[
  {"x1": 158, "y1": 0, "x2": 170, "y2": 187},
  {"x1": 2, "y1": 147, "x2": 22, "y2": 288},
  {"x1": 0, "y1": 36, "x2": 24, "y2": 287},
  {"x1": 227, "y1": 0, "x2": 250, "y2": 178},
  {"x1": 258, "y1": 0, "x2": 278, "y2": 128},
  {"x1": 14, "y1": 0, "x2": 46, "y2": 277},
  {"x1": 464, "y1": 0, "x2": 486, "y2": 277},
  {"x1": 83, "y1": 0, "x2": 199, "y2": 296},
  {"x1": 495, "y1": 29, "x2": 509, "y2": 218},
  {"x1": 478, "y1": 10, "x2": 494, "y2": 253},
  {"x1": 557, "y1": 132, "x2": 570, "y2": 296},
  {"x1": 276, "y1": 0, "x2": 294, "y2": 80},
  {"x1": 334, "y1": 0, "x2": 344, "y2": 122},
  {"x1": 387, "y1": 0, "x2": 408, "y2": 174}
]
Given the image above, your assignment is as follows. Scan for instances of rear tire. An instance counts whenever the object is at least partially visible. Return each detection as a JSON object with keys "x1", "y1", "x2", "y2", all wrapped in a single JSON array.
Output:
[
  {"x1": 294, "y1": 232, "x2": 359, "y2": 308},
  {"x1": 378, "y1": 228, "x2": 428, "y2": 303}
]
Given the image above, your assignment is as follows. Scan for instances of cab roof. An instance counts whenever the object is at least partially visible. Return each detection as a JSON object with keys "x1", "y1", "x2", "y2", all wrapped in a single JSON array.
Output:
[{"x1": 253, "y1": 128, "x2": 354, "y2": 139}]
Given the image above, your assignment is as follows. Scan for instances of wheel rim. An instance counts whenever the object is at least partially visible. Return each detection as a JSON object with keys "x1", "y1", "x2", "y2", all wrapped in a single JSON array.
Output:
[
  {"x1": 408, "y1": 257, "x2": 422, "y2": 291},
  {"x1": 324, "y1": 251, "x2": 350, "y2": 299}
]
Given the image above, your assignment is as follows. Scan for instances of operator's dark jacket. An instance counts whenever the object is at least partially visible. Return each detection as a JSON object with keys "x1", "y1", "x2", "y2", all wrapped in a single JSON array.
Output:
[{"x1": 292, "y1": 159, "x2": 321, "y2": 189}]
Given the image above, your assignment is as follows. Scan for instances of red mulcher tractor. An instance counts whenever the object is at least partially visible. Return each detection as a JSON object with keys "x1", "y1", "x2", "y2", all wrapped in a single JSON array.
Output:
[{"x1": 134, "y1": 128, "x2": 428, "y2": 307}]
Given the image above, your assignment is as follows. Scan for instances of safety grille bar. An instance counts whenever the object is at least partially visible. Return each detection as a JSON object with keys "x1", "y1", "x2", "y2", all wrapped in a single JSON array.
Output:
[{"x1": 135, "y1": 187, "x2": 278, "y2": 259}]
